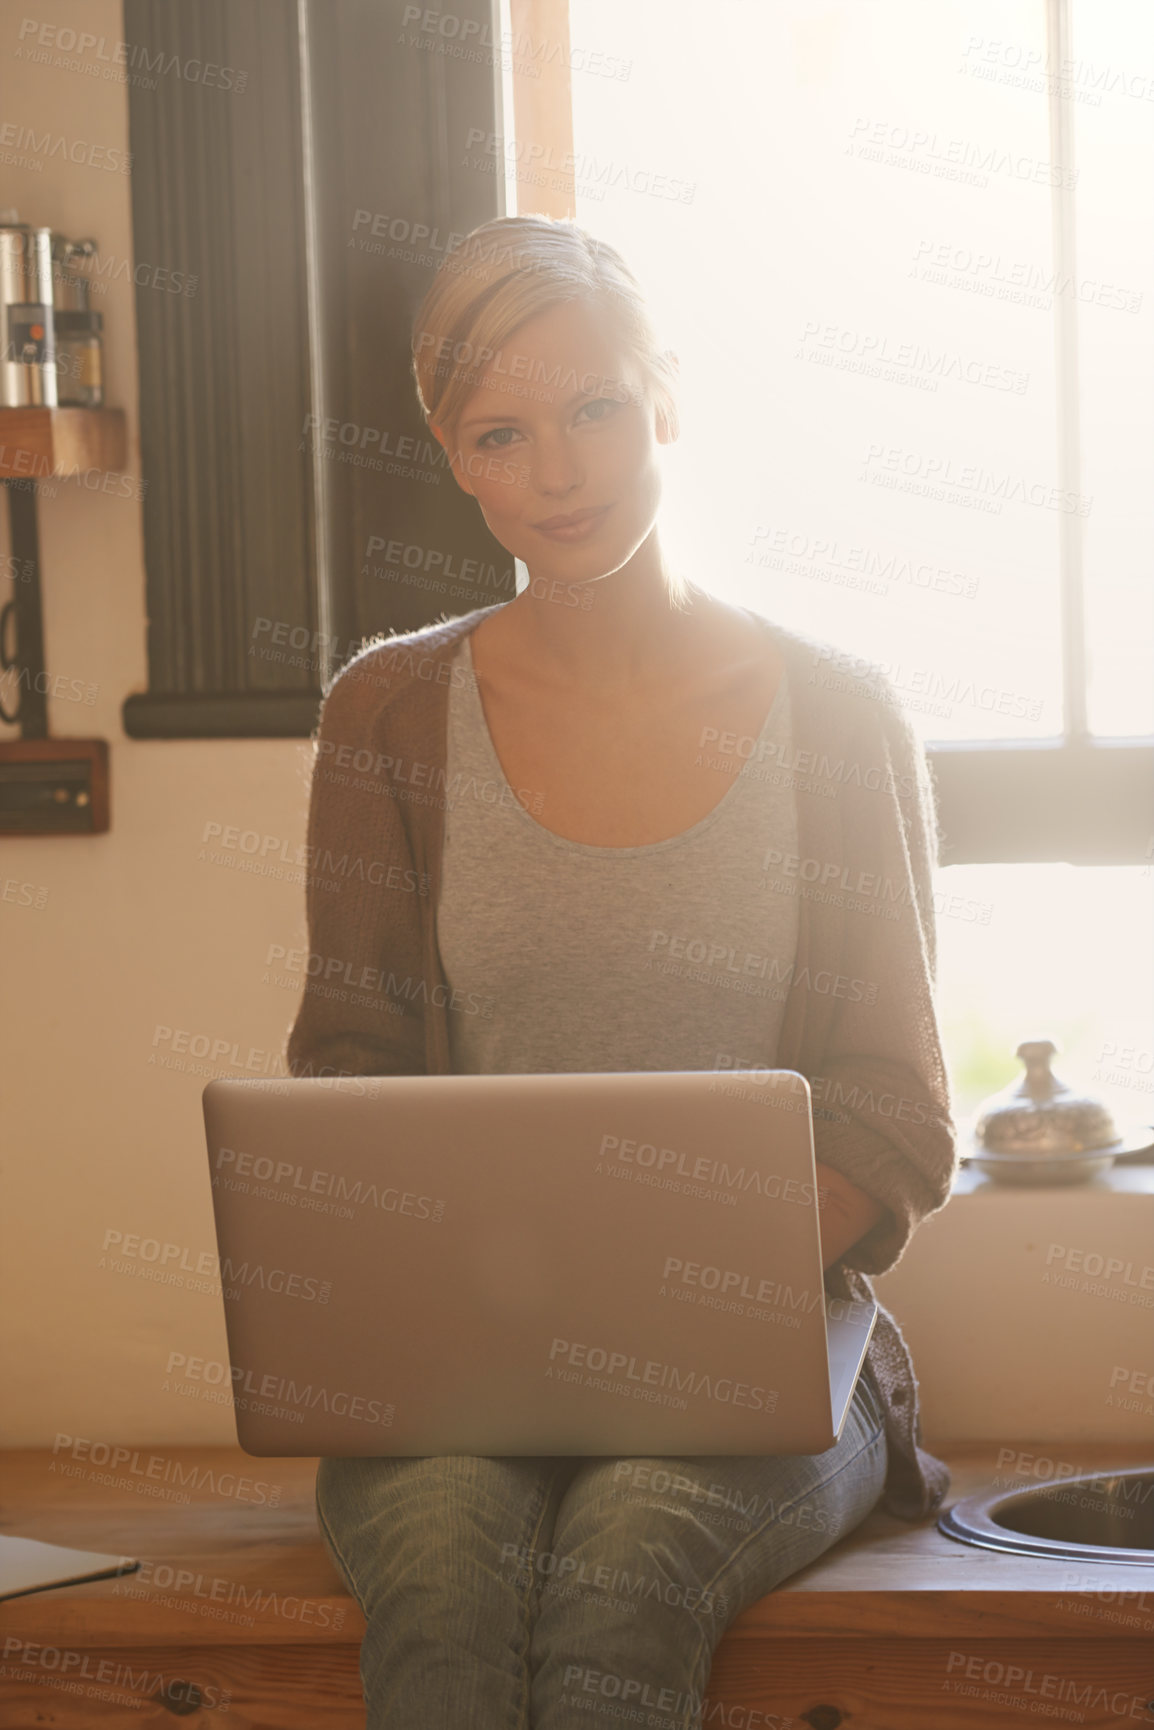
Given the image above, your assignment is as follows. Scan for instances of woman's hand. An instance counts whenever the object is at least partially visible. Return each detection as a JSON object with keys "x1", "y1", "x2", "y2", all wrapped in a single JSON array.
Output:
[{"x1": 813, "y1": 1159, "x2": 888, "y2": 1271}]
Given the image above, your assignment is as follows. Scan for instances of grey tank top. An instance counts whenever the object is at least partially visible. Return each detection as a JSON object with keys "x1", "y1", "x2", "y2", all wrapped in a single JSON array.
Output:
[{"x1": 436, "y1": 632, "x2": 800, "y2": 1076}]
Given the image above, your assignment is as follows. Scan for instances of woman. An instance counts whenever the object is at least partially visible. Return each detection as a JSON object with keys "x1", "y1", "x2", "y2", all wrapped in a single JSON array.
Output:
[{"x1": 287, "y1": 214, "x2": 957, "y2": 1729}]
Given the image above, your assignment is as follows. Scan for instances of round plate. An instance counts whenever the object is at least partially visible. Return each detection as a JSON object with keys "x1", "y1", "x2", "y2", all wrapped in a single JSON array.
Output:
[{"x1": 960, "y1": 1122, "x2": 1154, "y2": 1163}]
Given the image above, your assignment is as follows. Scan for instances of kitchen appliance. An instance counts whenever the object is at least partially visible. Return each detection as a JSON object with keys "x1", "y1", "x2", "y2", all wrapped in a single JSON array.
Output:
[
  {"x1": 49, "y1": 236, "x2": 103, "y2": 408},
  {"x1": 0, "y1": 214, "x2": 57, "y2": 407},
  {"x1": 0, "y1": 216, "x2": 106, "y2": 409}
]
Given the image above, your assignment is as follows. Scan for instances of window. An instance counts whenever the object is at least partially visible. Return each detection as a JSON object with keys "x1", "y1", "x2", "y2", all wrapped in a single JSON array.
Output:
[
  {"x1": 522, "y1": 0, "x2": 1154, "y2": 1121},
  {"x1": 545, "y1": 0, "x2": 1153, "y2": 867}
]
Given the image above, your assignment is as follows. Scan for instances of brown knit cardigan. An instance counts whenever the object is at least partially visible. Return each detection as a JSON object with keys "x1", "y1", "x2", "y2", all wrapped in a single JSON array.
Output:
[{"x1": 286, "y1": 601, "x2": 960, "y2": 1521}]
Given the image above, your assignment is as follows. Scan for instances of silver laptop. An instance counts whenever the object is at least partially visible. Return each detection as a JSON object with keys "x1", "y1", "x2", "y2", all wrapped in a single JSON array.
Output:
[{"x1": 201, "y1": 1069, "x2": 877, "y2": 1458}]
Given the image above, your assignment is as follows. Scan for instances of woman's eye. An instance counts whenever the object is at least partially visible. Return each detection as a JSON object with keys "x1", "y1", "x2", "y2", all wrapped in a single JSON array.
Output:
[
  {"x1": 476, "y1": 426, "x2": 518, "y2": 450},
  {"x1": 475, "y1": 398, "x2": 621, "y2": 449},
  {"x1": 579, "y1": 396, "x2": 622, "y2": 424}
]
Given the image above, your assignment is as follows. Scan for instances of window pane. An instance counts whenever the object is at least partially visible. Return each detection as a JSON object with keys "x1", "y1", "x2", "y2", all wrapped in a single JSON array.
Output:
[
  {"x1": 1071, "y1": 1, "x2": 1154, "y2": 738},
  {"x1": 569, "y1": 0, "x2": 1074, "y2": 744},
  {"x1": 934, "y1": 862, "x2": 1154, "y2": 1136}
]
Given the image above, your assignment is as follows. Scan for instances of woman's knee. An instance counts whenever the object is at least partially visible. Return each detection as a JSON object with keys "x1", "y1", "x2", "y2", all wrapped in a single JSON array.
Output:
[
  {"x1": 316, "y1": 1453, "x2": 567, "y2": 1605},
  {"x1": 541, "y1": 1478, "x2": 733, "y2": 1635}
]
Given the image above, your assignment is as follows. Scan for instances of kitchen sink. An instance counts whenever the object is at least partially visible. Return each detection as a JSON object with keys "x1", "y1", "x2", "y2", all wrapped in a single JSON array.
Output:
[{"x1": 938, "y1": 1466, "x2": 1154, "y2": 1565}]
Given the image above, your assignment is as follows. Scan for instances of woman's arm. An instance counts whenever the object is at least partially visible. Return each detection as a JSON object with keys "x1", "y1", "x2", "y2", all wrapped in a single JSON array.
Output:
[
  {"x1": 800, "y1": 673, "x2": 959, "y2": 1276},
  {"x1": 286, "y1": 651, "x2": 427, "y2": 1080}
]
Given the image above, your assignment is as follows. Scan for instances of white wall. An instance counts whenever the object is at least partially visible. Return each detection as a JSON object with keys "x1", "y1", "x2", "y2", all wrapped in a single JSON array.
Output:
[
  {"x1": 1, "y1": 0, "x2": 312, "y2": 1446},
  {"x1": 875, "y1": 1166, "x2": 1154, "y2": 1448}
]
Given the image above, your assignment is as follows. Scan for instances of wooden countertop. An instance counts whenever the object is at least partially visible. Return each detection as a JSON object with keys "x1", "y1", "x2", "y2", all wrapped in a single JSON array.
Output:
[{"x1": 3, "y1": 1438, "x2": 1151, "y2": 1647}]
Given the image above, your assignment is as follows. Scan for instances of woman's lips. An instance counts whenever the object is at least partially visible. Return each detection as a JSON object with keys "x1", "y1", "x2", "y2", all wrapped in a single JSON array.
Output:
[{"x1": 532, "y1": 504, "x2": 612, "y2": 542}]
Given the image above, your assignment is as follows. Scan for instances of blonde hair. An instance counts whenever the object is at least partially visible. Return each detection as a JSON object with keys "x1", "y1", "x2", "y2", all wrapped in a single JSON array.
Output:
[{"x1": 410, "y1": 214, "x2": 690, "y2": 608}]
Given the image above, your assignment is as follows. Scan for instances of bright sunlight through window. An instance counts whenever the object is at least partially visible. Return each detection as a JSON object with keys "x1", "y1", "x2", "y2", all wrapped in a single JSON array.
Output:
[{"x1": 558, "y1": 0, "x2": 1154, "y2": 1129}]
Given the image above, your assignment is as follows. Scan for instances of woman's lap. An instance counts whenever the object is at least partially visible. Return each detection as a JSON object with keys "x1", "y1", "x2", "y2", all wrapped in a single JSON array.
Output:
[{"x1": 315, "y1": 1372, "x2": 887, "y2": 1729}]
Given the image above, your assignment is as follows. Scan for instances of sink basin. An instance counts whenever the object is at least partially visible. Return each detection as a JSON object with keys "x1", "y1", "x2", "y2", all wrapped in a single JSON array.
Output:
[{"x1": 939, "y1": 1468, "x2": 1154, "y2": 1565}]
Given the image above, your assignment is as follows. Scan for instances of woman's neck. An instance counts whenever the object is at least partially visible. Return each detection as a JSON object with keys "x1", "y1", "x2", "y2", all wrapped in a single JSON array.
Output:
[{"x1": 496, "y1": 561, "x2": 739, "y2": 697}]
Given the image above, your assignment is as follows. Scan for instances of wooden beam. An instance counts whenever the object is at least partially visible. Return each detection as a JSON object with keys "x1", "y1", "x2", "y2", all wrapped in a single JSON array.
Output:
[{"x1": 510, "y1": 0, "x2": 575, "y2": 217}]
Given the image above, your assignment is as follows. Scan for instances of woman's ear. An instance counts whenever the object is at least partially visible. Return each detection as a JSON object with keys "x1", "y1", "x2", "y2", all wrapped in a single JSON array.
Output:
[{"x1": 430, "y1": 421, "x2": 477, "y2": 498}]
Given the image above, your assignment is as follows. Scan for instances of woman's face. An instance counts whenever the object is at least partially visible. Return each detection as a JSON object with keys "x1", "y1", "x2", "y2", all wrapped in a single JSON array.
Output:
[{"x1": 437, "y1": 296, "x2": 675, "y2": 586}]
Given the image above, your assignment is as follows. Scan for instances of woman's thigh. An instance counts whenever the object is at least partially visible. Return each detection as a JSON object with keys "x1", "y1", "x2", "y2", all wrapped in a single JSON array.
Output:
[
  {"x1": 315, "y1": 1451, "x2": 581, "y2": 1616},
  {"x1": 528, "y1": 1374, "x2": 887, "y2": 1726}
]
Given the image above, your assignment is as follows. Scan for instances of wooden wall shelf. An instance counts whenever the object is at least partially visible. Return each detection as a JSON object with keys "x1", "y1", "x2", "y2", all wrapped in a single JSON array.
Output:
[{"x1": 0, "y1": 406, "x2": 127, "y2": 479}]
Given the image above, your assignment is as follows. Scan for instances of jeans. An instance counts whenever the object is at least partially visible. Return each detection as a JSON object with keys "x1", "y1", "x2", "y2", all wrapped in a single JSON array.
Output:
[{"x1": 316, "y1": 1370, "x2": 887, "y2": 1730}]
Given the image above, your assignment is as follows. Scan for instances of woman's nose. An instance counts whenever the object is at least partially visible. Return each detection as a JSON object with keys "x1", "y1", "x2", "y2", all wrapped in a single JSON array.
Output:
[{"x1": 530, "y1": 433, "x2": 584, "y2": 496}]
